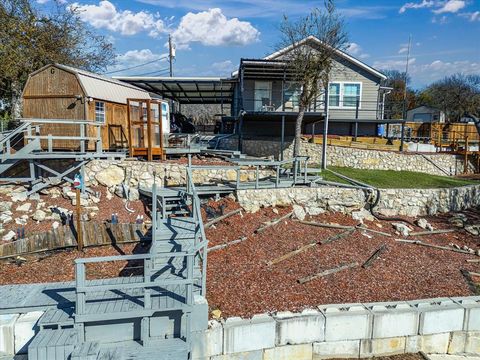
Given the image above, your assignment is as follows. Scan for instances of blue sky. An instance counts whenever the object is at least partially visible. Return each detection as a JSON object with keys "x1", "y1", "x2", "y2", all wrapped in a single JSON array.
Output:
[{"x1": 39, "y1": 0, "x2": 480, "y2": 88}]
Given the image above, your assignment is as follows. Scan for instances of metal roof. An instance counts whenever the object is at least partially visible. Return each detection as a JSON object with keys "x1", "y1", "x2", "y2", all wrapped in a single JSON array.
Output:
[
  {"x1": 114, "y1": 76, "x2": 235, "y2": 104},
  {"x1": 29, "y1": 64, "x2": 151, "y2": 105},
  {"x1": 263, "y1": 36, "x2": 387, "y2": 81}
]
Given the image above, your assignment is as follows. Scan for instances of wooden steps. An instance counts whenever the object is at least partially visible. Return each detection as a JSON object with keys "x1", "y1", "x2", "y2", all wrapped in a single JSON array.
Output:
[{"x1": 28, "y1": 328, "x2": 78, "y2": 360}]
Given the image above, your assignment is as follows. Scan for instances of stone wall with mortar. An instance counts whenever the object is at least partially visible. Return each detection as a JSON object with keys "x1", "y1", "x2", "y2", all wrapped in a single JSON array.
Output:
[
  {"x1": 2, "y1": 296, "x2": 479, "y2": 359},
  {"x1": 219, "y1": 137, "x2": 475, "y2": 176},
  {"x1": 236, "y1": 184, "x2": 480, "y2": 217}
]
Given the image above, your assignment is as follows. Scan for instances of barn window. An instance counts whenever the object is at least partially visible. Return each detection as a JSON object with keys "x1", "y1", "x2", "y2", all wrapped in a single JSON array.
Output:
[{"x1": 95, "y1": 101, "x2": 105, "y2": 123}]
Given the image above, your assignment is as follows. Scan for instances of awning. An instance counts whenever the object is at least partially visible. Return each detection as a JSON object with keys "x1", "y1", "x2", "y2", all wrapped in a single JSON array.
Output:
[{"x1": 114, "y1": 76, "x2": 235, "y2": 104}]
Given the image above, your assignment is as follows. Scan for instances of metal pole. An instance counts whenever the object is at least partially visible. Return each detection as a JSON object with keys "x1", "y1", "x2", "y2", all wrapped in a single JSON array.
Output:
[
  {"x1": 76, "y1": 188, "x2": 83, "y2": 251},
  {"x1": 400, "y1": 122, "x2": 405, "y2": 152},
  {"x1": 281, "y1": 115, "x2": 285, "y2": 161},
  {"x1": 169, "y1": 35, "x2": 174, "y2": 77},
  {"x1": 322, "y1": 86, "x2": 329, "y2": 170}
]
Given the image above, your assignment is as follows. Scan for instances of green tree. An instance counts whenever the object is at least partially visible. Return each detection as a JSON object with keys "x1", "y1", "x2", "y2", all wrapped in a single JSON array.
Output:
[
  {"x1": 382, "y1": 70, "x2": 416, "y2": 119},
  {"x1": 418, "y1": 74, "x2": 480, "y2": 122},
  {"x1": 0, "y1": 0, "x2": 115, "y2": 121},
  {"x1": 277, "y1": 0, "x2": 348, "y2": 157}
]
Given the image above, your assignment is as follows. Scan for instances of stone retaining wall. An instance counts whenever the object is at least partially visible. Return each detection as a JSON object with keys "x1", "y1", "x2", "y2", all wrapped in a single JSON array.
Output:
[
  {"x1": 219, "y1": 137, "x2": 476, "y2": 176},
  {"x1": 3, "y1": 296, "x2": 479, "y2": 358},
  {"x1": 236, "y1": 184, "x2": 480, "y2": 217}
]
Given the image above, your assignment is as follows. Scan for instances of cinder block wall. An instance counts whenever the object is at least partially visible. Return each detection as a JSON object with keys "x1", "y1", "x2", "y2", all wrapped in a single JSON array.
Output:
[{"x1": 191, "y1": 296, "x2": 480, "y2": 359}]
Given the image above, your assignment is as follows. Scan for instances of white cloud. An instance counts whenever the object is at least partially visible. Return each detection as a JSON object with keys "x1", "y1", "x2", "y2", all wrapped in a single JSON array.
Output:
[
  {"x1": 398, "y1": 44, "x2": 410, "y2": 54},
  {"x1": 171, "y1": 8, "x2": 260, "y2": 48},
  {"x1": 399, "y1": 0, "x2": 435, "y2": 14},
  {"x1": 373, "y1": 57, "x2": 480, "y2": 86},
  {"x1": 69, "y1": 1, "x2": 166, "y2": 37},
  {"x1": 433, "y1": 0, "x2": 465, "y2": 14},
  {"x1": 346, "y1": 43, "x2": 370, "y2": 59},
  {"x1": 460, "y1": 11, "x2": 480, "y2": 21},
  {"x1": 106, "y1": 49, "x2": 169, "y2": 75},
  {"x1": 211, "y1": 60, "x2": 236, "y2": 73}
]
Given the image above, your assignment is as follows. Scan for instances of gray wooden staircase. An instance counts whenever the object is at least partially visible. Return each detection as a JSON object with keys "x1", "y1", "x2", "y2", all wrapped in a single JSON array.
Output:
[{"x1": 27, "y1": 171, "x2": 209, "y2": 360}]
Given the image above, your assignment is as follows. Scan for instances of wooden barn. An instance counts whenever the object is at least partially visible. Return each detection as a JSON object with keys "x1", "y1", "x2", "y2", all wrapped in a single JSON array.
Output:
[{"x1": 21, "y1": 63, "x2": 164, "y2": 154}]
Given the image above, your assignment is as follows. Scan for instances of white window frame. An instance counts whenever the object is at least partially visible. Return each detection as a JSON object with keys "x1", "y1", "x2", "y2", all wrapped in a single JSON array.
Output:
[
  {"x1": 95, "y1": 101, "x2": 106, "y2": 124},
  {"x1": 328, "y1": 81, "x2": 363, "y2": 109}
]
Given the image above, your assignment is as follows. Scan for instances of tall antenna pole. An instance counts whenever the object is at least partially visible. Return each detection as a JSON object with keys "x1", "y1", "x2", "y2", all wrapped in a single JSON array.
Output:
[
  {"x1": 168, "y1": 35, "x2": 174, "y2": 77},
  {"x1": 402, "y1": 34, "x2": 412, "y2": 119}
]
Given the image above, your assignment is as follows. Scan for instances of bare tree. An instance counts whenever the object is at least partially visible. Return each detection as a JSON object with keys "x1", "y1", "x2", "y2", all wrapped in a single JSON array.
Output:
[{"x1": 277, "y1": 0, "x2": 348, "y2": 156}]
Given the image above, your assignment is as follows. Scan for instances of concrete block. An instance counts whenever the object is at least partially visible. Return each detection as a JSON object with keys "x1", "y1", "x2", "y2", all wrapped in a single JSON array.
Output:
[
  {"x1": 360, "y1": 337, "x2": 406, "y2": 357},
  {"x1": 319, "y1": 304, "x2": 372, "y2": 341},
  {"x1": 452, "y1": 296, "x2": 480, "y2": 331},
  {"x1": 192, "y1": 295, "x2": 209, "y2": 332},
  {"x1": 465, "y1": 331, "x2": 480, "y2": 355},
  {"x1": 448, "y1": 331, "x2": 467, "y2": 354},
  {"x1": 14, "y1": 311, "x2": 43, "y2": 354},
  {"x1": 223, "y1": 314, "x2": 276, "y2": 354},
  {"x1": 191, "y1": 320, "x2": 223, "y2": 359},
  {"x1": 0, "y1": 314, "x2": 19, "y2": 355},
  {"x1": 274, "y1": 309, "x2": 325, "y2": 345},
  {"x1": 405, "y1": 333, "x2": 450, "y2": 354},
  {"x1": 313, "y1": 340, "x2": 360, "y2": 359},
  {"x1": 211, "y1": 350, "x2": 263, "y2": 360},
  {"x1": 264, "y1": 344, "x2": 313, "y2": 360},
  {"x1": 408, "y1": 298, "x2": 464, "y2": 335},
  {"x1": 365, "y1": 301, "x2": 419, "y2": 338}
]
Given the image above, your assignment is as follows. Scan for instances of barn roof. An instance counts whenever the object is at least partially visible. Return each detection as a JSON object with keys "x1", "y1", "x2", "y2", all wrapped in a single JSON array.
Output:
[{"x1": 30, "y1": 64, "x2": 151, "y2": 104}]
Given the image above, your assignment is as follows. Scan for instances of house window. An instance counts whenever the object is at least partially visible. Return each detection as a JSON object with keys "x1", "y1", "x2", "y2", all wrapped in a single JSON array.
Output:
[
  {"x1": 343, "y1": 83, "x2": 361, "y2": 108},
  {"x1": 254, "y1": 81, "x2": 273, "y2": 111},
  {"x1": 284, "y1": 82, "x2": 301, "y2": 110},
  {"x1": 329, "y1": 83, "x2": 340, "y2": 107},
  {"x1": 328, "y1": 82, "x2": 362, "y2": 108},
  {"x1": 95, "y1": 101, "x2": 105, "y2": 123}
]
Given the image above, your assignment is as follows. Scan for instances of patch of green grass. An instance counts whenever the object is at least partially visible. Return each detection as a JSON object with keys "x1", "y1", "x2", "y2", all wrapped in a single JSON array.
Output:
[{"x1": 319, "y1": 166, "x2": 479, "y2": 189}]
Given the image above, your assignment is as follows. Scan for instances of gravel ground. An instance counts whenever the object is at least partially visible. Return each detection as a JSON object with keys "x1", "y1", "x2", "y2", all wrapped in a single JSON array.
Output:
[{"x1": 0, "y1": 197, "x2": 479, "y2": 318}]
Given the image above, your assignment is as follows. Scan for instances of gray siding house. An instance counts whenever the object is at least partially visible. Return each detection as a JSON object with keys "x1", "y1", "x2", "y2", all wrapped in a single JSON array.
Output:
[
  {"x1": 407, "y1": 105, "x2": 446, "y2": 123},
  {"x1": 231, "y1": 36, "x2": 398, "y2": 139}
]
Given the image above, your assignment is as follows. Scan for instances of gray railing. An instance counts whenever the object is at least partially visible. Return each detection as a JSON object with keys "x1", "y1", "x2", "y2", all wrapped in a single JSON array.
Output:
[
  {"x1": 188, "y1": 156, "x2": 311, "y2": 189},
  {"x1": 74, "y1": 252, "x2": 195, "y2": 320}
]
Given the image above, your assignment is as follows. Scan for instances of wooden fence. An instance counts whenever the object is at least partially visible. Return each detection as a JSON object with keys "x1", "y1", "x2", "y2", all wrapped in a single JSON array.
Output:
[{"x1": 0, "y1": 222, "x2": 150, "y2": 259}]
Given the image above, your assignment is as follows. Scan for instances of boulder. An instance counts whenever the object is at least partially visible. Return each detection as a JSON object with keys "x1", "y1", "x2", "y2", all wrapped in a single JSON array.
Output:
[
  {"x1": 15, "y1": 217, "x2": 27, "y2": 225},
  {"x1": 128, "y1": 188, "x2": 139, "y2": 201},
  {"x1": 95, "y1": 165, "x2": 124, "y2": 187},
  {"x1": 16, "y1": 203, "x2": 31, "y2": 212},
  {"x1": 392, "y1": 222, "x2": 411, "y2": 237},
  {"x1": 2, "y1": 230, "x2": 16, "y2": 241},
  {"x1": 0, "y1": 213, "x2": 12, "y2": 223},
  {"x1": 306, "y1": 206, "x2": 325, "y2": 216},
  {"x1": 293, "y1": 204, "x2": 306, "y2": 221},
  {"x1": 52, "y1": 221, "x2": 60, "y2": 230},
  {"x1": 465, "y1": 225, "x2": 480, "y2": 236},
  {"x1": 352, "y1": 208, "x2": 374, "y2": 222},
  {"x1": 415, "y1": 218, "x2": 434, "y2": 231},
  {"x1": 32, "y1": 210, "x2": 47, "y2": 222},
  {"x1": 0, "y1": 201, "x2": 12, "y2": 212},
  {"x1": 11, "y1": 192, "x2": 28, "y2": 202}
]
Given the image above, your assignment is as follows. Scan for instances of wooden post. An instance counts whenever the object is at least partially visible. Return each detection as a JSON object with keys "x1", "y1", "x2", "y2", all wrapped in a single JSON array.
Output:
[
  {"x1": 76, "y1": 188, "x2": 83, "y2": 251},
  {"x1": 127, "y1": 99, "x2": 133, "y2": 157},
  {"x1": 464, "y1": 136, "x2": 469, "y2": 174},
  {"x1": 159, "y1": 101, "x2": 164, "y2": 160},
  {"x1": 146, "y1": 100, "x2": 153, "y2": 161},
  {"x1": 437, "y1": 128, "x2": 441, "y2": 152}
]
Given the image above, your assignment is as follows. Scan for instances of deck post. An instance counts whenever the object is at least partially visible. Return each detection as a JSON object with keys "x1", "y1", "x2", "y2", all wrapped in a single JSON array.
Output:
[
  {"x1": 80, "y1": 123, "x2": 85, "y2": 153},
  {"x1": 159, "y1": 101, "x2": 164, "y2": 160},
  {"x1": 281, "y1": 115, "x2": 285, "y2": 161},
  {"x1": 464, "y1": 136, "x2": 469, "y2": 174},
  {"x1": 322, "y1": 87, "x2": 329, "y2": 169},
  {"x1": 146, "y1": 100, "x2": 153, "y2": 161},
  {"x1": 127, "y1": 99, "x2": 133, "y2": 157},
  {"x1": 400, "y1": 122, "x2": 405, "y2": 152}
]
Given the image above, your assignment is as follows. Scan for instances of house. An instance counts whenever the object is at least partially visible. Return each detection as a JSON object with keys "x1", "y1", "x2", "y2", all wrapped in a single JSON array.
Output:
[
  {"x1": 22, "y1": 64, "x2": 170, "y2": 158},
  {"x1": 407, "y1": 106, "x2": 445, "y2": 123},
  {"x1": 229, "y1": 36, "x2": 402, "y2": 142},
  {"x1": 117, "y1": 36, "x2": 406, "y2": 155}
]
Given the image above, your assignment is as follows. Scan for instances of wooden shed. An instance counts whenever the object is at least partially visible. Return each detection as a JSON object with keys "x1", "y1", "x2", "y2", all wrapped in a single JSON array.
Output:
[{"x1": 22, "y1": 63, "x2": 152, "y2": 151}]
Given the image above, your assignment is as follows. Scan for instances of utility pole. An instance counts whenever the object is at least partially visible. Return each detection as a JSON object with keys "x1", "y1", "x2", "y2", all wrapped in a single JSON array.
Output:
[
  {"x1": 402, "y1": 35, "x2": 412, "y2": 119},
  {"x1": 168, "y1": 35, "x2": 175, "y2": 77}
]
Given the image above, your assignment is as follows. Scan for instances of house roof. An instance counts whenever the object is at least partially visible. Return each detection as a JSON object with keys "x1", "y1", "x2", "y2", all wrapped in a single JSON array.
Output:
[
  {"x1": 28, "y1": 64, "x2": 151, "y2": 104},
  {"x1": 115, "y1": 76, "x2": 235, "y2": 104},
  {"x1": 263, "y1": 35, "x2": 387, "y2": 81}
]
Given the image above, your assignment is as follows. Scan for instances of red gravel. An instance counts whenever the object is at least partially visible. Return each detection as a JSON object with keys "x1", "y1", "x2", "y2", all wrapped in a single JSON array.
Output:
[{"x1": 1, "y1": 196, "x2": 480, "y2": 319}]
